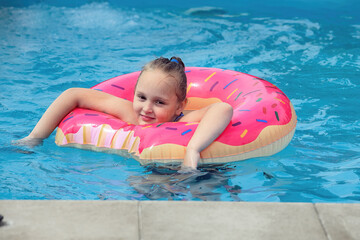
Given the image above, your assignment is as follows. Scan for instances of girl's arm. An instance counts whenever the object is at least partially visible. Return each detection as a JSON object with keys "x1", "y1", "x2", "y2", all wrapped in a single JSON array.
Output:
[
  {"x1": 21, "y1": 88, "x2": 137, "y2": 143},
  {"x1": 180, "y1": 102, "x2": 233, "y2": 169}
]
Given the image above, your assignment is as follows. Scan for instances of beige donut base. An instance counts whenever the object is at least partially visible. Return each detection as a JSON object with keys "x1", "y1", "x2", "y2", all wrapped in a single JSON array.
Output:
[{"x1": 55, "y1": 103, "x2": 297, "y2": 166}]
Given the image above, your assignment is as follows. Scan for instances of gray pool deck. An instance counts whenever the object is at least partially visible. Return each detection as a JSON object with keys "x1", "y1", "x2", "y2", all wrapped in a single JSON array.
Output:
[{"x1": 0, "y1": 201, "x2": 359, "y2": 240}]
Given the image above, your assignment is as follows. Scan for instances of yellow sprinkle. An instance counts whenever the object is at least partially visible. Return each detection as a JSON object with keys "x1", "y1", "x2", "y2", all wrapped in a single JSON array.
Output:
[
  {"x1": 187, "y1": 82, "x2": 193, "y2": 94},
  {"x1": 204, "y1": 72, "x2": 216, "y2": 82},
  {"x1": 241, "y1": 129, "x2": 248, "y2": 138},
  {"x1": 227, "y1": 88, "x2": 238, "y2": 100},
  {"x1": 185, "y1": 122, "x2": 199, "y2": 126},
  {"x1": 142, "y1": 125, "x2": 152, "y2": 129},
  {"x1": 274, "y1": 97, "x2": 285, "y2": 104}
]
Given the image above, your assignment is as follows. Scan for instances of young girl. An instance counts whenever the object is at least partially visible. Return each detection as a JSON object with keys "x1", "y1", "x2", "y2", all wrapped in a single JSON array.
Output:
[{"x1": 19, "y1": 57, "x2": 233, "y2": 170}]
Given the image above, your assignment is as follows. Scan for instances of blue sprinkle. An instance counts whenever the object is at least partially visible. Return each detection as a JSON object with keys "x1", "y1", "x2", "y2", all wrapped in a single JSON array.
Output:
[
  {"x1": 181, "y1": 129, "x2": 192, "y2": 135},
  {"x1": 93, "y1": 88, "x2": 103, "y2": 91},
  {"x1": 63, "y1": 116, "x2": 74, "y2": 123},
  {"x1": 223, "y1": 79, "x2": 238, "y2": 89},
  {"x1": 256, "y1": 119, "x2": 268, "y2": 123},
  {"x1": 185, "y1": 70, "x2": 191, "y2": 73},
  {"x1": 238, "y1": 109, "x2": 251, "y2": 112}
]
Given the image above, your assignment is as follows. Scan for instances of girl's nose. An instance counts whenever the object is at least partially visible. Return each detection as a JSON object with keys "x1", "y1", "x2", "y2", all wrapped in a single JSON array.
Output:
[{"x1": 143, "y1": 102, "x2": 153, "y2": 113}]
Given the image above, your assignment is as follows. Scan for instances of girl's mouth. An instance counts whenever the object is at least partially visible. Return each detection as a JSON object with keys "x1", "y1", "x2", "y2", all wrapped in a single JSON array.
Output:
[{"x1": 140, "y1": 114, "x2": 155, "y2": 122}]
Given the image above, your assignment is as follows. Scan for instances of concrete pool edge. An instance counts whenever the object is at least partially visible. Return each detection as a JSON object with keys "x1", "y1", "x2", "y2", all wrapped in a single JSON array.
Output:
[{"x1": 0, "y1": 200, "x2": 359, "y2": 240}]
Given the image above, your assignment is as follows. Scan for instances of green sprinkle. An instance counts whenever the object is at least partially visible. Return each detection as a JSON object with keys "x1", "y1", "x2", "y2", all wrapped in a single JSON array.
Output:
[
  {"x1": 275, "y1": 111, "x2": 280, "y2": 121},
  {"x1": 235, "y1": 92, "x2": 242, "y2": 101},
  {"x1": 256, "y1": 98, "x2": 262, "y2": 102},
  {"x1": 156, "y1": 123, "x2": 165, "y2": 127}
]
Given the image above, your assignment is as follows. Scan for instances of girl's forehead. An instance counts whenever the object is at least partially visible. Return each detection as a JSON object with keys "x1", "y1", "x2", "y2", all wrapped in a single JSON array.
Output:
[
  {"x1": 136, "y1": 69, "x2": 177, "y2": 95},
  {"x1": 137, "y1": 69, "x2": 176, "y2": 88}
]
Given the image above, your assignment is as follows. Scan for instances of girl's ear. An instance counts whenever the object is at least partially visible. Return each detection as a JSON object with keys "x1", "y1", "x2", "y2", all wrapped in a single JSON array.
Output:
[{"x1": 176, "y1": 98, "x2": 187, "y2": 115}]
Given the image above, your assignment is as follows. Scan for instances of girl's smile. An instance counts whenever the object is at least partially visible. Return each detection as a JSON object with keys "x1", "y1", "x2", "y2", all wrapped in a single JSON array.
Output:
[{"x1": 133, "y1": 69, "x2": 185, "y2": 125}]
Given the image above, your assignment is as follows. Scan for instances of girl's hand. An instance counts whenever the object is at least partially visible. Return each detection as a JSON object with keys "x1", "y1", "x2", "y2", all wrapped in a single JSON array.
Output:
[
  {"x1": 179, "y1": 148, "x2": 201, "y2": 174},
  {"x1": 182, "y1": 147, "x2": 200, "y2": 169},
  {"x1": 12, "y1": 136, "x2": 43, "y2": 147},
  {"x1": 21, "y1": 88, "x2": 137, "y2": 144},
  {"x1": 180, "y1": 102, "x2": 233, "y2": 170}
]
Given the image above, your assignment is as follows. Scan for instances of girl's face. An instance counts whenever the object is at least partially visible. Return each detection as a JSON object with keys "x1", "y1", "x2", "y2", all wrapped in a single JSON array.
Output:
[{"x1": 133, "y1": 69, "x2": 185, "y2": 125}]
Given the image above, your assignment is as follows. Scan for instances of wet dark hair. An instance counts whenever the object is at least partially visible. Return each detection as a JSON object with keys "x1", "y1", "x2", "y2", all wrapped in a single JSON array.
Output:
[{"x1": 138, "y1": 56, "x2": 187, "y2": 102}]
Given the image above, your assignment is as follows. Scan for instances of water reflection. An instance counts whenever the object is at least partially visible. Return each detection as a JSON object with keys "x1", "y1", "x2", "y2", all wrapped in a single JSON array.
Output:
[{"x1": 129, "y1": 164, "x2": 243, "y2": 201}]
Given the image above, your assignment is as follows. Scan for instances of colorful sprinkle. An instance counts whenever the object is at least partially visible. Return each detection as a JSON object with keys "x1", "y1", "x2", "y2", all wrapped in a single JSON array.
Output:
[
  {"x1": 187, "y1": 82, "x2": 193, "y2": 93},
  {"x1": 210, "y1": 81, "x2": 219, "y2": 91},
  {"x1": 242, "y1": 90, "x2": 261, "y2": 97},
  {"x1": 156, "y1": 123, "x2": 166, "y2": 127},
  {"x1": 84, "y1": 113, "x2": 99, "y2": 116},
  {"x1": 165, "y1": 127, "x2": 177, "y2": 130},
  {"x1": 256, "y1": 119, "x2": 268, "y2": 123},
  {"x1": 276, "y1": 91, "x2": 286, "y2": 96},
  {"x1": 93, "y1": 88, "x2": 103, "y2": 91},
  {"x1": 232, "y1": 122, "x2": 241, "y2": 126},
  {"x1": 274, "y1": 97, "x2": 285, "y2": 104},
  {"x1": 253, "y1": 82, "x2": 259, "y2": 86},
  {"x1": 238, "y1": 109, "x2": 251, "y2": 112},
  {"x1": 142, "y1": 125, "x2": 152, "y2": 129},
  {"x1": 263, "y1": 107, "x2": 267, "y2": 114},
  {"x1": 227, "y1": 88, "x2": 238, "y2": 100},
  {"x1": 275, "y1": 111, "x2": 280, "y2": 121},
  {"x1": 271, "y1": 103, "x2": 277, "y2": 108},
  {"x1": 235, "y1": 92, "x2": 243, "y2": 101},
  {"x1": 241, "y1": 129, "x2": 248, "y2": 138},
  {"x1": 223, "y1": 79, "x2": 238, "y2": 89},
  {"x1": 256, "y1": 93, "x2": 263, "y2": 97},
  {"x1": 181, "y1": 129, "x2": 192, "y2": 135},
  {"x1": 185, "y1": 122, "x2": 198, "y2": 126},
  {"x1": 266, "y1": 86, "x2": 278, "y2": 89},
  {"x1": 256, "y1": 98, "x2": 262, "y2": 102},
  {"x1": 185, "y1": 70, "x2": 191, "y2": 73},
  {"x1": 111, "y1": 84, "x2": 125, "y2": 90},
  {"x1": 63, "y1": 116, "x2": 74, "y2": 123},
  {"x1": 204, "y1": 72, "x2": 216, "y2": 82}
]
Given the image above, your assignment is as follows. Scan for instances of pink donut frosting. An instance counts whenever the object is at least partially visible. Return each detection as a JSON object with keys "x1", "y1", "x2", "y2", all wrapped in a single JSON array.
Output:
[{"x1": 55, "y1": 67, "x2": 297, "y2": 165}]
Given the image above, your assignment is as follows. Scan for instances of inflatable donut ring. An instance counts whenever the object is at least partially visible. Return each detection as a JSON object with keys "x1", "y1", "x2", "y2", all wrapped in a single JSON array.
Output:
[{"x1": 55, "y1": 67, "x2": 297, "y2": 165}]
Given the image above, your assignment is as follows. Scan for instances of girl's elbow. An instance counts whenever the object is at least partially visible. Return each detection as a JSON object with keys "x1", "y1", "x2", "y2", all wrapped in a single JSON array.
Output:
[
  {"x1": 63, "y1": 88, "x2": 83, "y2": 96},
  {"x1": 61, "y1": 88, "x2": 85, "y2": 106},
  {"x1": 220, "y1": 102, "x2": 233, "y2": 118}
]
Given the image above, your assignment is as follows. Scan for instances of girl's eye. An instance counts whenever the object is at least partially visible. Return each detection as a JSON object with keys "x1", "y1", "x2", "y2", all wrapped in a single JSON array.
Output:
[
  {"x1": 138, "y1": 95, "x2": 146, "y2": 101},
  {"x1": 155, "y1": 100, "x2": 165, "y2": 105}
]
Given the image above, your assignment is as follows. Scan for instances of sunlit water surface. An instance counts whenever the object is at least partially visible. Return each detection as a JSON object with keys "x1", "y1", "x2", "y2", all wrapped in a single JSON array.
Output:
[{"x1": 0, "y1": 1, "x2": 359, "y2": 202}]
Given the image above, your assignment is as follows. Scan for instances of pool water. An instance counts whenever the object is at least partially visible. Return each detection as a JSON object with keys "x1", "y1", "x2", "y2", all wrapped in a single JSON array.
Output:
[{"x1": 0, "y1": 0, "x2": 359, "y2": 202}]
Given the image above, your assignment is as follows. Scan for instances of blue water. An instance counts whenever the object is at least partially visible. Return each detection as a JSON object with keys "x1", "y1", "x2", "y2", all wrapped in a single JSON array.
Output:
[{"x1": 0, "y1": 0, "x2": 359, "y2": 202}]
